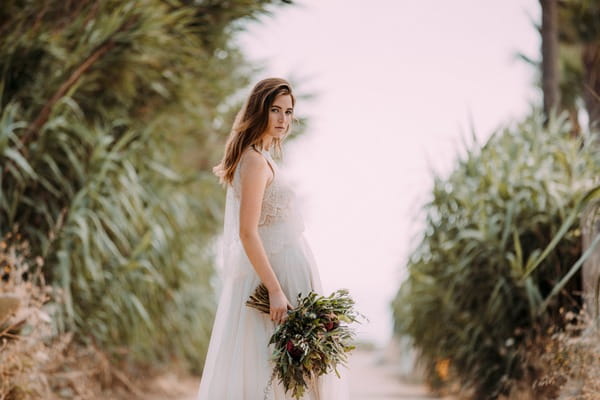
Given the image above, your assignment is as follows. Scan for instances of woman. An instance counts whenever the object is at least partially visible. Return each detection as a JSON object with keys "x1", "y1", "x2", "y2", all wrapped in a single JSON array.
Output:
[{"x1": 197, "y1": 78, "x2": 349, "y2": 399}]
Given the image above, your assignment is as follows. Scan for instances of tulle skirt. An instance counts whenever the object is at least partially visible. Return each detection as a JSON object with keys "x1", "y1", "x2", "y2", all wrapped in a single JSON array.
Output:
[{"x1": 197, "y1": 234, "x2": 349, "y2": 400}]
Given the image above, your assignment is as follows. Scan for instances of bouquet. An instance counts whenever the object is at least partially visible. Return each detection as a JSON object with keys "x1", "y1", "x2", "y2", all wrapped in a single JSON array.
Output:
[{"x1": 246, "y1": 284, "x2": 363, "y2": 399}]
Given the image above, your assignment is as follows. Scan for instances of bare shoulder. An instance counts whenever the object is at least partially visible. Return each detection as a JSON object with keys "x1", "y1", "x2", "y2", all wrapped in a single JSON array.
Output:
[{"x1": 239, "y1": 148, "x2": 269, "y2": 179}]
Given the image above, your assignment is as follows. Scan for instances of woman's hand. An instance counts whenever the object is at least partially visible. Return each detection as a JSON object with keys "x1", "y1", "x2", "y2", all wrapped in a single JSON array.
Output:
[{"x1": 269, "y1": 289, "x2": 293, "y2": 324}]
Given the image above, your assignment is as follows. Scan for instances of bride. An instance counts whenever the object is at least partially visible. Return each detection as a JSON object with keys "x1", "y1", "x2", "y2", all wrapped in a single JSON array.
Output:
[{"x1": 197, "y1": 78, "x2": 349, "y2": 399}]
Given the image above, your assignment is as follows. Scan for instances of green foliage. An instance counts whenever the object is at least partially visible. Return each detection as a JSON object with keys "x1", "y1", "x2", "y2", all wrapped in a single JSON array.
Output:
[
  {"x1": 392, "y1": 113, "x2": 600, "y2": 398},
  {"x1": 557, "y1": 0, "x2": 600, "y2": 131},
  {"x1": 247, "y1": 284, "x2": 362, "y2": 399},
  {"x1": 0, "y1": 0, "x2": 292, "y2": 371}
]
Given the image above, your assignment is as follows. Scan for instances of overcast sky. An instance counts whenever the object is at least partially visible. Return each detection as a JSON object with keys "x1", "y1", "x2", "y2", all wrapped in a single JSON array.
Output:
[{"x1": 236, "y1": 0, "x2": 541, "y2": 346}]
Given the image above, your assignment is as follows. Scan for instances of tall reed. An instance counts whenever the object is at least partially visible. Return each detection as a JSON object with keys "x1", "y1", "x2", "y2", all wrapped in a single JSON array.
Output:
[{"x1": 393, "y1": 113, "x2": 600, "y2": 398}]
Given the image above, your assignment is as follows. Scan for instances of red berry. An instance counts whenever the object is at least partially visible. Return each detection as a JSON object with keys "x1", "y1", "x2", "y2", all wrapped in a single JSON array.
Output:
[
  {"x1": 323, "y1": 313, "x2": 339, "y2": 331},
  {"x1": 285, "y1": 340, "x2": 303, "y2": 360}
]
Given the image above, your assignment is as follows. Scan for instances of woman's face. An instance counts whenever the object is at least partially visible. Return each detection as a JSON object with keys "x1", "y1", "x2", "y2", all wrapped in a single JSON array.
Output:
[{"x1": 264, "y1": 94, "x2": 293, "y2": 141}]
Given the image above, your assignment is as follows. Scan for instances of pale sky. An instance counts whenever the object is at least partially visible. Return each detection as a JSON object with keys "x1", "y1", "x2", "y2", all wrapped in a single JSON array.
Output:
[{"x1": 236, "y1": 0, "x2": 541, "y2": 346}]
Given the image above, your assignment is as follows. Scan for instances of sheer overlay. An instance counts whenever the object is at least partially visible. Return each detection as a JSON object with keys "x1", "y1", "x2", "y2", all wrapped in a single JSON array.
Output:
[{"x1": 197, "y1": 147, "x2": 349, "y2": 400}]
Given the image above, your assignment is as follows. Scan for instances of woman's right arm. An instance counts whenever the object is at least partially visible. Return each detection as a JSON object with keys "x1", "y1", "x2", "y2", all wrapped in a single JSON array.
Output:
[{"x1": 238, "y1": 151, "x2": 292, "y2": 324}]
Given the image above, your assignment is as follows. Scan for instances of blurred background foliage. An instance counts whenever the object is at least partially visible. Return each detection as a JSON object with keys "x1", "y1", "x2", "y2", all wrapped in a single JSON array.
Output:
[
  {"x1": 0, "y1": 0, "x2": 293, "y2": 373},
  {"x1": 393, "y1": 113, "x2": 600, "y2": 398},
  {"x1": 2, "y1": 0, "x2": 599, "y2": 398},
  {"x1": 393, "y1": 0, "x2": 600, "y2": 397},
  {"x1": 524, "y1": 0, "x2": 600, "y2": 134},
  {"x1": 557, "y1": 0, "x2": 600, "y2": 132}
]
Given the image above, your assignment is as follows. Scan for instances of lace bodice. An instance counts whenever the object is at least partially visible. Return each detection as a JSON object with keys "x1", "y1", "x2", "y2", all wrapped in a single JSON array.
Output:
[
  {"x1": 219, "y1": 146, "x2": 306, "y2": 276},
  {"x1": 220, "y1": 149, "x2": 304, "y2": 279},
  {"x1": 232, "y1": 147, "x2": 305, "y2": 254},
  {"x1": 233, "y1": 147, "x2": 303, "y2": 227}
]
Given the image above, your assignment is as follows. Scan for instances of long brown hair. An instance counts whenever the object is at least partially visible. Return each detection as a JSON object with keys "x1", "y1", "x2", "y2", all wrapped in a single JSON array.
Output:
[{"x1": 213, "y1": 77, "x2": 296, "y2": 186}]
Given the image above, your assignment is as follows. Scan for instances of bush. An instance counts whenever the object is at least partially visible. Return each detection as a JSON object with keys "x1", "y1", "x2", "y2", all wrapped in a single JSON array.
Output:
[
  {"x1": 0, "y1": 0, "x2": 291, "y2": 370},
  {"x1": 392, "y1": 113, "x2": 600, "y2": 398},
  {"x1": 0, "y1": 231, "x2": 148, "y2": 399}
]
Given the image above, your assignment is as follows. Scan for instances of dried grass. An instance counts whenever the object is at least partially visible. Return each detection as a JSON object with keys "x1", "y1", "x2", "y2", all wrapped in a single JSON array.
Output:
[
  {"x1": 0, "y1": 233, "x2": 56, "y2": 399},
  {"x1": 0, "y1": 232, "x2": 142, "y2": 400},
  {"x1": 535, "y1": 310, "x2": 600, "y2": 400},
  {"x1": 505, "y1": 309, "x2": 600, "y2": 400}
]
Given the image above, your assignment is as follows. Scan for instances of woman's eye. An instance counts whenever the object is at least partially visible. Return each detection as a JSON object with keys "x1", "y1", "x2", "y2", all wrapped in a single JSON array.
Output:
[
  {"x1": 285, "y1": 110, "x2": 293, "y2": 115},
  {"x1": 271, "y1": 108, "x2": 279, "y2": 113}
]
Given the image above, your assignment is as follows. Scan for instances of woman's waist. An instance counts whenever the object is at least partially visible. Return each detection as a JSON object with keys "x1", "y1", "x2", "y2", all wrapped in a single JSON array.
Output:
[
  {"x1": 257, "y1": 218, "x2": 304, "y2": 252},
  {"x1": 257, "y1": 214, "x2": 304, "y2": 234}
]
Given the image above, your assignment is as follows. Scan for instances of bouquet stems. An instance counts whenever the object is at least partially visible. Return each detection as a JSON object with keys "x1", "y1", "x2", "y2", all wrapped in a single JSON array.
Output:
[{"x1": 246, "y1": 283, "x2": 271, "y2": 314}]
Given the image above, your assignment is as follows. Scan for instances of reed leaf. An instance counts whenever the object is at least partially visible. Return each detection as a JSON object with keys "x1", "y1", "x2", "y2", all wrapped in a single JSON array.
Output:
[
  {"x1": 393, "y1": 112, "x2": 600, "y2": 397},
  {"x1": 0, "y1": 0, "x2": 294, "y2": 373}
]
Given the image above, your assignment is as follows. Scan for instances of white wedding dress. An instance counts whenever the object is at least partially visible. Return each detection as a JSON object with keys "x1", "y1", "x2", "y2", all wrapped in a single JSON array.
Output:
[{"x1": 197, "y1": 146, "x2": 349, "y2": 400}]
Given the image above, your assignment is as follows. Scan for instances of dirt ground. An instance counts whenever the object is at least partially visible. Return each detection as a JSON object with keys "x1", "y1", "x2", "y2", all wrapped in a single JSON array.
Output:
[{"x1": 134, "y1": 348, "x2": 447, "y2": 400}]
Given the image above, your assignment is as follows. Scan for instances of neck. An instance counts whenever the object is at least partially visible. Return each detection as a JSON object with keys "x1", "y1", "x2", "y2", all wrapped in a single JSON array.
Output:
[{"x1": 259, "y1": 136, "x2": 274, "y2": 151}]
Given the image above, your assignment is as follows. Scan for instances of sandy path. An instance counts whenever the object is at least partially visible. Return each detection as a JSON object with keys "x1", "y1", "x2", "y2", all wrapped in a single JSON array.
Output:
[
  {"x1": 348, "y1": 349, "x2": 443, "y2": 400},
  {"x1": 138, "y1": 348, "x2": 445, "y2": 400}
]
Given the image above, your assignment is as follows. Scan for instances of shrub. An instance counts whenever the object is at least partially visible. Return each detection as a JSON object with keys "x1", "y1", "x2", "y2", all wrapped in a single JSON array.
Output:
[
  {"x1": 392, "y1": 113, "x2": 600, "y2": 398},
  {"x1": 0, "y1": 0, "x2": 292, "y2": 370}
]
